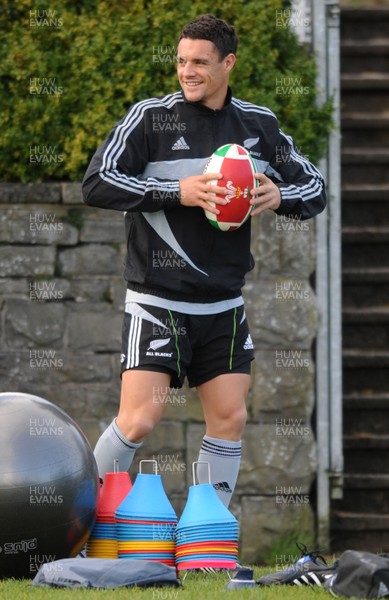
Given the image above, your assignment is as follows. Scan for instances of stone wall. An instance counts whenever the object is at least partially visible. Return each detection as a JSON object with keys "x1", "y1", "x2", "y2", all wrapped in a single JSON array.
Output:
[{"x1": 0, "y1": 182, "x2": 319, "y2": 563}]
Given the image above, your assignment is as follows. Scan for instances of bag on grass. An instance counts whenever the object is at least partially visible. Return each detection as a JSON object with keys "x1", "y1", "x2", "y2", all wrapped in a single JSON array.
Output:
[
  {"x1": 325, "y1": 550, "x2": 389, "y2": 598},
  {"x1": 32, "y1": 558, "x2": 180, "y2": 589}
]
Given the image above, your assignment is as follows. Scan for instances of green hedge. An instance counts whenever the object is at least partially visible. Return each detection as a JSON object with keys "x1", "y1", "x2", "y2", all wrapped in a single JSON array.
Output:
[{"x1": 0, "y1": 0, "x2": 333, "y2": 182}]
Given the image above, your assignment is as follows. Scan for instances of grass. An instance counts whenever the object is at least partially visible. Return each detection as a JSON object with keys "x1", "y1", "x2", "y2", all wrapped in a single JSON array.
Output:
[{"x1": 0, "y1": 568, "x2": 334, "y2": 600}]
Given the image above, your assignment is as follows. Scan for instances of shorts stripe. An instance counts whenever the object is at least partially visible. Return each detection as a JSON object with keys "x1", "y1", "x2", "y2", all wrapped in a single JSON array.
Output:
[
  {"x1": 127, "y1": 315, "x2": 142, "y2": 368},
  {"x1": 168, "y1": 309, "x2": 181, "y2": 378},
  {"x1": 229, "y1": 307, "x2": 237, "y2": 370}
]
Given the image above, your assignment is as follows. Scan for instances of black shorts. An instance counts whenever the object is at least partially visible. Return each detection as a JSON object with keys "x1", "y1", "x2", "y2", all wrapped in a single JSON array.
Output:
[{"x1": 120, "y1": 302, "x2": 254, "y2": 388}]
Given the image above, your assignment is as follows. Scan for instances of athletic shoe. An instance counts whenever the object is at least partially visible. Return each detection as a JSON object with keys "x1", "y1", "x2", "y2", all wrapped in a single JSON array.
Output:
[
  {"x1": 256, "y1": 542, "x2": 337, "y2": 587},
  {"x1": 225, "y1": 567, "x2": 255, "y2": 589},
  {"x1": 287, "y1": 561, "x2": 338, "y2": 587}
]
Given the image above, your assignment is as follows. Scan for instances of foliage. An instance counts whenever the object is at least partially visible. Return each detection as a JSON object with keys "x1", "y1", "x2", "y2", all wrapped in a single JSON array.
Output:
[
  {"x1": 66, "y1": 207, "x2": 84, "y2": 230},
  {"x1": 0, "y1": 0, "x2": 333, "y2": 182}
]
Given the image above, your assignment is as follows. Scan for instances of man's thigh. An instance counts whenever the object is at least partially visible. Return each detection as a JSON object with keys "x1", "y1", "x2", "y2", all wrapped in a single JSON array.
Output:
[
  {"x1": 187, "y1": 305, "x2": 254, "y2": 388},
  {"x1": 116, "y1": 370, "x2": 172, "y2": 440},
  {"x1": 120, "y1": 302, "x2": 191, "y2": 388},
  {"x1": 196, "y1": 372, "x2": 251, "y2": 439}
]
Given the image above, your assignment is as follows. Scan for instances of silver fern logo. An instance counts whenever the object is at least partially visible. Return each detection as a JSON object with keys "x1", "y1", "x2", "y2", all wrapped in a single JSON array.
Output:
[
  {"x1": 148, "y1": 338, "x2": 171, "y2": 351},
  {"x1": 243, "y1": 137, "x2": 260, "y2": 149}
]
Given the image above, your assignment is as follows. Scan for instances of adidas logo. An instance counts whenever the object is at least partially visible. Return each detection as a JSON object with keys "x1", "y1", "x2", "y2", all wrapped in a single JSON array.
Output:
[
  {"x1": 243, "y1": 334, "x2": 254, "y2": 350},
  {"x1": 213, "y1": 481, "x2": 232, "y2": 494},
  {"x1": 292, "y1": 572, "x2": 325, "y2": 587},
  {"x1": 172, "y1": 136, "x2": 190, "y2": 150}
]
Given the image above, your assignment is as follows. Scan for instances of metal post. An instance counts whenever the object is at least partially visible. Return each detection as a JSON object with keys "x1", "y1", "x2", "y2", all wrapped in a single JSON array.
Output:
[
  {"x1": 312, "y1": 0, "x2": 330, "y2": 550},
  {"x1": 326, "y1": 2, "x2": 343, "y2": 494},
  {"x1": 312, "y1": 0, "x2": 343, "y2": 549}
]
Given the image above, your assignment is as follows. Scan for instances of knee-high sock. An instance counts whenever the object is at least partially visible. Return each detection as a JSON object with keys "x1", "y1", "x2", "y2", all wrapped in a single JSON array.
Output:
[
  {"x1": 93, "y1": 419, "x2": 142, "y2": 479},
  {"x1": 196, "y1": 435, "x2": 242, "y2": 507}
]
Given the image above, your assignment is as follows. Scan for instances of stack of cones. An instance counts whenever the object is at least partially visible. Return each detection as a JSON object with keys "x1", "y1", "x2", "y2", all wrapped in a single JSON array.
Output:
[
  {"x1": 175, "y1": 462, "x2": 239, "y2": 571},
  {"x1": 115, "y1": 460, "x2": 177, "y2": 566},
  {"x1": 86, "y1": 462, "x2": 132, "y2": 559}
]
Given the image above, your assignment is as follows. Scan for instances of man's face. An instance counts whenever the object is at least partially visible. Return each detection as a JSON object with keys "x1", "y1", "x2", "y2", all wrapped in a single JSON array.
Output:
[{"x1": 177, "y1": 38, "x2": 236, "y2": 110}]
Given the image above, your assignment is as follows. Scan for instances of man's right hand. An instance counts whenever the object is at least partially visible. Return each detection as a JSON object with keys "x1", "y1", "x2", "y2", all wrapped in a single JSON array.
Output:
[{"x1": 179, "y1": 173, "x2": 228, "y2": 215}]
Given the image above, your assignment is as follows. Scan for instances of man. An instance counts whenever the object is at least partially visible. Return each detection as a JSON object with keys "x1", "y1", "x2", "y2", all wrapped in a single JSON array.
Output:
[{"x1": 82, "y1": 14, "x2": 326, "y2": 507}]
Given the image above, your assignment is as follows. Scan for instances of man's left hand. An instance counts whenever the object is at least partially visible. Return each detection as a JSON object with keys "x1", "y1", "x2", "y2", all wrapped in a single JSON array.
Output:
[{"x1": 250, "y1": 173, "x2": 281, "y2": 216}]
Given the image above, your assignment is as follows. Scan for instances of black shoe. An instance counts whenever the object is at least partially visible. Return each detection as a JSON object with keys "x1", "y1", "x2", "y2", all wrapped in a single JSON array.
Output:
[
  {"x1": 256, "y1": 542, "x2": 337, "y2": 587},
  {"x1": 287, "y1": 560, "x2": 339, "y2": 587}
]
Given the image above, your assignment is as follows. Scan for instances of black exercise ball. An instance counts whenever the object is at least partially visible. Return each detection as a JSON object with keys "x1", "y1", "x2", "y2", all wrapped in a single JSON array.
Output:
[{"x1": 0, "y1": 392, "x2": 99, "y2": 579}]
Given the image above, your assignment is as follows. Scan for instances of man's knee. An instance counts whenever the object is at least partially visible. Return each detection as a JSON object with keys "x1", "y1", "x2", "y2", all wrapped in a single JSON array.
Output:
[
  {"x1": 226, "y1": 404, "x2": 247, "y2": 436},
  {"x1": 118, "y1": 370, "x2": 170, "y2": 441},
  {"x1": 116, "y1": 412, "x2": 158, "y2": 443},
  {"x1": 206, "y1": 404, "x2": 247, "y2": 440}
]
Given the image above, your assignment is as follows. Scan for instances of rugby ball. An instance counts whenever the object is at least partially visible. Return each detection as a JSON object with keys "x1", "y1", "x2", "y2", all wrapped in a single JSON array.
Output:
[{"x1": 203, "y1": 143, "x2": 257, "y2": 231}]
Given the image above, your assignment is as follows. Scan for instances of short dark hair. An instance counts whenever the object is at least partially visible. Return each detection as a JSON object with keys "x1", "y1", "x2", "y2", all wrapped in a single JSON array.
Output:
[{"x1": 178, "y1": 14, "x2": 238, "y2": 59}]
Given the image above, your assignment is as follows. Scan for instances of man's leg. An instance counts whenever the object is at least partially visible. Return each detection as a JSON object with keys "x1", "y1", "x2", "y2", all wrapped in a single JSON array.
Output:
[
  {"x1": 196, "y1": 372, "x2": 250, "y2": 506},
  {"x1": 94, "y1": 370, "x2": 171, "y2": 478}
]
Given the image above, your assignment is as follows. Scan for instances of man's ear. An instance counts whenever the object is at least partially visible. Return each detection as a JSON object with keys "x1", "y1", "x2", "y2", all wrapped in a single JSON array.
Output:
[{"x1": 224, "y1": 53, "x2": 237, "y2": 73}]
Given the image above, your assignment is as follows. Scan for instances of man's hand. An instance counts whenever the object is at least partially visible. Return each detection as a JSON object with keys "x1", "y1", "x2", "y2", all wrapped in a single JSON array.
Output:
[
  {"x1": 250, "y1": 172, "x2": 281, "y2": 216},
  {"x1": 179, "y1": 173, "x2": 228, "y2": 215}
]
